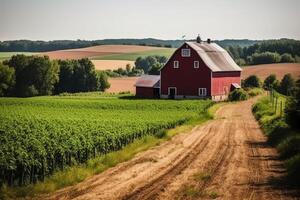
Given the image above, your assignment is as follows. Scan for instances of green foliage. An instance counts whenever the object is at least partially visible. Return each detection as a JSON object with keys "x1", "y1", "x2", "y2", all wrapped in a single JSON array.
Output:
[
  {"x1": 135, "y1": 55, "x2": 167, "y2": 74},
  {"x1": 280, "y1": 53, "x2": 295, "y2": 63},
  {"x1": 279, "y1": 74, "x2": 295, "y2": 95},
  {"x1": 263, "y1": 74, "x2": 277, "y2": 90},
  {"x1": 277, "y1": 135, "x2": 300, "y2": 159},
  {"x1": 0, "y1": 63, "x2": 15, "y2": 96},
  {"x1": 98, "y1": 71, "x2": 110, "y2": 91},
  {"x1": 228, "y1": 88, "x2": 249, "y2": 101},
  {"x1": 246, "y1": 87, "x2": 264, "y2": 97},
  {"x1": 7, "y1": 55, "x2": 59, "y2": 97},
  {"x1": 286, "y1": 154, "x2": 300, "y2": 183},
  {"x1": 0, "y1": 95, "x2": 212, "y2": 187},
  {"x1": 285, "y1": 79, "x2": 300, "y2": 128},
  {"x1": 243, "y1": 75, "x2": 261, "y2": 88},
  {"x1": 251, "y1": 52, "x2": 281, "y2": 65},
  {"x1": 102, "y1": 64, "x2": 143, "y2": 77}
]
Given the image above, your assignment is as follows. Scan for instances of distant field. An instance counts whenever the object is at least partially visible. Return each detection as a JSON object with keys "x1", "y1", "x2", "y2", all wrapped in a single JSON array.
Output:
[
  {"x1": 92, "y1": 60, "x2": 135, "y2": 70},
  {"x1": 0, "y1": 52, "x2": 37, "y2": 61},
  {"x1": 108, "y1": 63, "x2": 300, "y2": 94},
  {"x1": 242, "y1": 63, "x2": 300, "y2": 80},
  {"x1": 90, "y1": 48, "x2": 175, "y2": 61},
  {"x1": 41, "y1": 45, "x2": 173, "y2": 60}
]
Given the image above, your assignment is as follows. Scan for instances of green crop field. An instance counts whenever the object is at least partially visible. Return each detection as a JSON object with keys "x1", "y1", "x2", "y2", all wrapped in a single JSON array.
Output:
[
  {"x1": 0, "y1": 93, "x2": 212, "y2": 186},
  {"x1": 90, "y1": 48, "x2": 176, "y2": 61},
  {"x1": 0, "y1": 52, "x2": 38, "y2": 61}
]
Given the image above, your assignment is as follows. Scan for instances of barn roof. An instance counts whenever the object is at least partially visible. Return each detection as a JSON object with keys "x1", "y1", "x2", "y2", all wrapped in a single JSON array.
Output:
[
  {"x1": 186, "y1": 42, "x2": 242, "y2": 72},
  {"x1": 135, "y1": 75, "x2": 160, "y2": 88}
]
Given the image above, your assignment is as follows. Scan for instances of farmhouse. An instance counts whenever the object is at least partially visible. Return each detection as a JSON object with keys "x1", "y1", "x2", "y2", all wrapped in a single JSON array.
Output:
[{"x1": 135, "y1": 37, "x2": 242, "y2": 100}]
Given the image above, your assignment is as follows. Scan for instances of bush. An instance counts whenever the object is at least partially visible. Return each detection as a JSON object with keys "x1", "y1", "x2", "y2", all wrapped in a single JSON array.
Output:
[
  {"x1": 266, "y1": 119, "x2": 291, "y2": 145},
  {"x1": 251, "y1": 52, "x2": 281, "y2": 65},
  {"x1": 0, "y1": 63, "x2": 15, "y2": 96},
  {"x1": 286, "y1": 154, "x2": 300, "y2": 183},
  {"x1": 280, "y1": 53, "x2": 295, "y2": 63},
  {"x1": 228, "y1": 89, "x2": 249, "y2": 101},
  {"x1": 243, "y1": 75, "x2": 261, "y2": 88},
  {"x1": 263, "y1": 74, "x2": 277, "y2": 90},
  {"x1": 246, "y1": 87, "x2": 264, "y2": 97},
  {"x1": 278, "y1": 135, "x2": 300, "y2": 159},
  {"x1": 279, "y1": 74, "x2": 295, "y2": 95}
]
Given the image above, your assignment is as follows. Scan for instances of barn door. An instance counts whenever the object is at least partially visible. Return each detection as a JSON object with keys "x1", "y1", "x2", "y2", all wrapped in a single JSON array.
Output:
[{"x1": 168, "y1": 87, "x2": 176, "y2": 99}]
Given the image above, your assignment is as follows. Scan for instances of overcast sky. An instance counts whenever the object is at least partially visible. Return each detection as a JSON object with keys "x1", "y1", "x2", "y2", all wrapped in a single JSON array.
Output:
[{"x1": 0, "y1": 0, "x2": 299, "y2": 41}]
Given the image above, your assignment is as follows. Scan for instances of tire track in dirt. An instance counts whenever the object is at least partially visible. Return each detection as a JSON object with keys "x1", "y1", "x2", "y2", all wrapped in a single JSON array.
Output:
[{"x1": 43, "y1": 97, "x2": 300, "y2": 200}]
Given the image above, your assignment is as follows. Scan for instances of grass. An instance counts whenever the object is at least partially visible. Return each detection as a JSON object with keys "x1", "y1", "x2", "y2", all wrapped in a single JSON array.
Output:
[
  {"x1": 0, "y1": 52, "x2": 38, "y2": 61},
  {"x1": 193, "y1": 172, "x2": 211, "y2": 182},
  {"x1": 252, "y1": 94, "x2": 300, "y2": 184},
  {"x1": 0, "y1": 94, "x2": 219, "y2": 200},
  {"x1": 90, "y1": 48, "x2": 175, "y2": 61}
]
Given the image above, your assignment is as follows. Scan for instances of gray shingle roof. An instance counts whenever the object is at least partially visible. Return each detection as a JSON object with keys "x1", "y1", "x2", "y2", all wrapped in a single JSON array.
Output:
[
  {"x1": 135, "y1": 75, "x2": 160, "y2": 88},
  {"x1": 186, "y1": 42, "x2": 242, "y2": 72}
]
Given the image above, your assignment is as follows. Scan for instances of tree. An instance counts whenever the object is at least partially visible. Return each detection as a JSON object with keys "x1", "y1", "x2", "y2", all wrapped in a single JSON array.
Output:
[
  {"x1": 98, "y1": 71, "x2": 110, "y2": 91},
  {"x1": 126, "y1": 64, "x2": 131, "y2": 73},
  {"x1": 243, "y1": 75, "x2": 261, "y2": 88},
  {"x1": 7, "y1": 55, "x2": 59, "y2": 97},
  {"x1": 135, "y1": 56, "x2": 167, "y2": 74},
  {"x1": 148, "y1": 63, "x2": 163, "y2": 75},
  {"x1": 280, "y1": 74, "x2": 295, "y2": 95},
  {"x1": 280, "y1": 53, "x2": 295, "y2": 63},
  {"x1": 285, "y1": 78, "x2": 300, "y2": 128},
  {"x1": 263, "y1": 74, "x2": 277, "y2": 90},
  {"x1": 0, "y1": 63, "x2": 15, "y2": 96},
  {"x1": 251, "y1": 52, "x2": 281, "y2": 65}
]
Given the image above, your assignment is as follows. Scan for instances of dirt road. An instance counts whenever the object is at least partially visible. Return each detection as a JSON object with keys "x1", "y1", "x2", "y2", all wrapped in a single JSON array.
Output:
[{"x1": 44, "y1": 98, "x2": 299, "y2": 200}]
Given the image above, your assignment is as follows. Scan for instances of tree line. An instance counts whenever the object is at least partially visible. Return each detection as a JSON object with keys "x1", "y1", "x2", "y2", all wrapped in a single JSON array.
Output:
[
  {"x1": 0, "y1": 55, "x2": 110, "y2": 97},
  {"x1": 226, "y1": 39, "x2": 300, "y2": 65}
]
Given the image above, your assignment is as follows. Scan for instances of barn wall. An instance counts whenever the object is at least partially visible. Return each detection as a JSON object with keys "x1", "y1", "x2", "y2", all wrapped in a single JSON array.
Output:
[
  {"x1": 211, "y1": 71, "x2": 241, "y2": 96},
  {"x1": 160, "y1": 44, "x2": 211, "y2": 97},
  {"x1": 136, "y1": 87, "x2": 155, "y2": 98}
]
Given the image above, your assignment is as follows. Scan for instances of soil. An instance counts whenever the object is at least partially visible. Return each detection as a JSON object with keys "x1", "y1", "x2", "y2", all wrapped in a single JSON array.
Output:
[
  {"x1": 107, "y1": 77, "x2": 137, "y2": 93},
  {"x1": 43, "y1": 97, "x2": 300, "y2": 200},
  {"x1": 92, "y1": 60, "x2": 135, "y2": 71}
]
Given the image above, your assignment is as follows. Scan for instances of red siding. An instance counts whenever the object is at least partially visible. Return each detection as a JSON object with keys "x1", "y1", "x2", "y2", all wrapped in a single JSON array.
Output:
[
  {"x1": 136, "y1": 87, "x2": 155, "y2": 98},
  {"x1": 211, "y1": 71, "x2": 241, "y2": 96},
  {"x1": 161, "y1": 44, "x2": 211, "y2": 97}
]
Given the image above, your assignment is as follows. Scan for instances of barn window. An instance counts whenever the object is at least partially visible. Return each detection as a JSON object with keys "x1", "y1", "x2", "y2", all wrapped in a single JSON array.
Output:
[
  {"x1": 198, "y1": 88, "x2": 207, "y2": 96},
  {"x1": 173, "y1": 61, "x2": 179, "y2": 68},
  {"x1": 194, "y1": 61, "x2": 199, "y2": 68},
  {"x1": 181, "y1": 49, "x2": 190, "y2": 57}
]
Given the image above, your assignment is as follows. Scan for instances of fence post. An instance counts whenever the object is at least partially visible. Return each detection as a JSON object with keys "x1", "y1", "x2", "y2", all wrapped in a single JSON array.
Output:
[
  {"x1": 280, "y1": 101, "x2": 283, "y2": 116},
  {"x1": 275, "y1": 97, "x2": 278, "y2": 114}
]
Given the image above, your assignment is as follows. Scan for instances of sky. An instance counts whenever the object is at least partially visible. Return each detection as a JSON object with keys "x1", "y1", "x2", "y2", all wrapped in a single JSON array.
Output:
[{"x1": 0, "y1": 0, "x2": 299, "y2": 41}]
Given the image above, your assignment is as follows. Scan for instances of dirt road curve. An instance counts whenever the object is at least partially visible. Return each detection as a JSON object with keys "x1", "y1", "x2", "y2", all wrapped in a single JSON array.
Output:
[{"x1": 44, "y1": 97, "x2": 299, "y2": 200}]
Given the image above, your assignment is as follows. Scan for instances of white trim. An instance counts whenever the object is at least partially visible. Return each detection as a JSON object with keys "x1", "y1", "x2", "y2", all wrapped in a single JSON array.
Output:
[
  {"x1": 198, "y1": 88, "x2": 207, "y2": 96},
  {"x1": 173, "y1": 61, "x2": 179, "y2": 68},
  {"x1": 194, "y1": 61, "x2": 199, "y2": 68},
  {"x1": 168, "y1": 87, "x2": 177, "y2": 96},
  {"x1": 181, "y1": 48, "x2": 191, "y2": 57}
]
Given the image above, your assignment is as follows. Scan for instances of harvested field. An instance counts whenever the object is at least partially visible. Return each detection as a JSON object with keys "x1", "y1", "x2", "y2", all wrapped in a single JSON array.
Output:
[
  {"x1": 242, "y1": 63, "x2": 300, "y2": 80},
  {"x1": 41, "y1": 45, "x2": 166, "y2": 60},
  {"x1": 92, "y1": 60, "x2": 135, "y2": 70},
  {"x1": 107, "y1": 77, "x2": 138, "y2": 93}
]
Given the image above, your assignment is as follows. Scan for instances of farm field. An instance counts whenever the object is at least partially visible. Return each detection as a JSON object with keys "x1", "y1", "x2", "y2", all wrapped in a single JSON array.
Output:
[
  {"x1": 242, "y1": 63, "x2": 300, "y2": 80},
  {"x1": 43, "y1": 97, "x2": 300, "y2": 200},
  {"x1": 0, "y1": 94, "x2": 212, "y2": 189},
  {"x1": 41, "y1": 45, "x2": 174, "y2": 60},
  {"x1": 92, "y1": 60, "x2": 135, "y2": 70},
  {"x1": 107, "y1": 63, "x2": 300, "y2": 94},
  {"x1": 0, "y1": 52, "x2": 37, "y2": 61}
]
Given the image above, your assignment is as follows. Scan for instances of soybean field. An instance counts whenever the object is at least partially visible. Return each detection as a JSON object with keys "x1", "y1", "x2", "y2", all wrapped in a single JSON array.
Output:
[{"x1": 0, "y1": 94, "x2": 212, "y2": 186}]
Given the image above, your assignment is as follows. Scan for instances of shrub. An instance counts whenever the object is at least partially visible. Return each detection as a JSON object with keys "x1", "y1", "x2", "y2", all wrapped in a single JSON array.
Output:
[
  {"x1": 286, "y1": 154, "x2": 300, "y2": 183},
  {"x1": 251, "y1": 52, "x2": 281, "y2": 65},
  {"x1": 247, "y1": 87, "x2": 264, "y2": 97},
  {"x1": 243, "y1": 75, "x2": 261, "y2": 88},
  {"x1": 228, "y1": 89, "x2": 249, "y2": 101},
  {"x1": 279, "y1": 74, "x2": 295, "y2": 96},
  {"x1": 277, "y1": 135, "x2": 300, "y2": 159},
  {"x1": 267, "y1": 119, "x2": 291, "y2": 145},
  {"x1": 263, "y1": 74, "x2": 277, "y2": 90},
  {"x1": 280, "y1": 53, "x2": 295, "y2": 63}
]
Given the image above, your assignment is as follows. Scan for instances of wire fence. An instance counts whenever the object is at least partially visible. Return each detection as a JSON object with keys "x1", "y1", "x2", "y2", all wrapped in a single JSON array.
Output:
[{"x1": 269, "y1": 89, "x2": 285, "y2": 117}]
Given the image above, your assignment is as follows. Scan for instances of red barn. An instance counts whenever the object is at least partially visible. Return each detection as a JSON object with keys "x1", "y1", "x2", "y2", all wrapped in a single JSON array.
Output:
[{"x1": 136, "y1": 39, "x2": 242, "y2": 100}]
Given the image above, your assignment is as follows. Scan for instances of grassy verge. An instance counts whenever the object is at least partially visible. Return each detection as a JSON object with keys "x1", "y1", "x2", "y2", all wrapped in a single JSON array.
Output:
[
  {"x1": 1, "y1": 102, "x2": 221, "y2": 200},
  {"x1": 252, "y1": 95, "x2": 300, "y2": 184}
]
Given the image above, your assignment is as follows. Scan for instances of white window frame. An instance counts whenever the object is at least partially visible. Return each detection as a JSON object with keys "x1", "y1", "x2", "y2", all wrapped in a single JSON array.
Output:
[
  {"x1": 194, "y1": 61, "x2": 199, "y2": 68},
  {"x1": 168, "y1": 87, "x2": 177, "y2": 96},
  {"x1": 198, "y1": 88, "x2": 207, "y2": 97},
  {"x1": 181, "y1": 48, "x2": 191, "y2": 57},
  {"x1": 173, "y1": 60, "x2": 179, "y2": 68}
]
